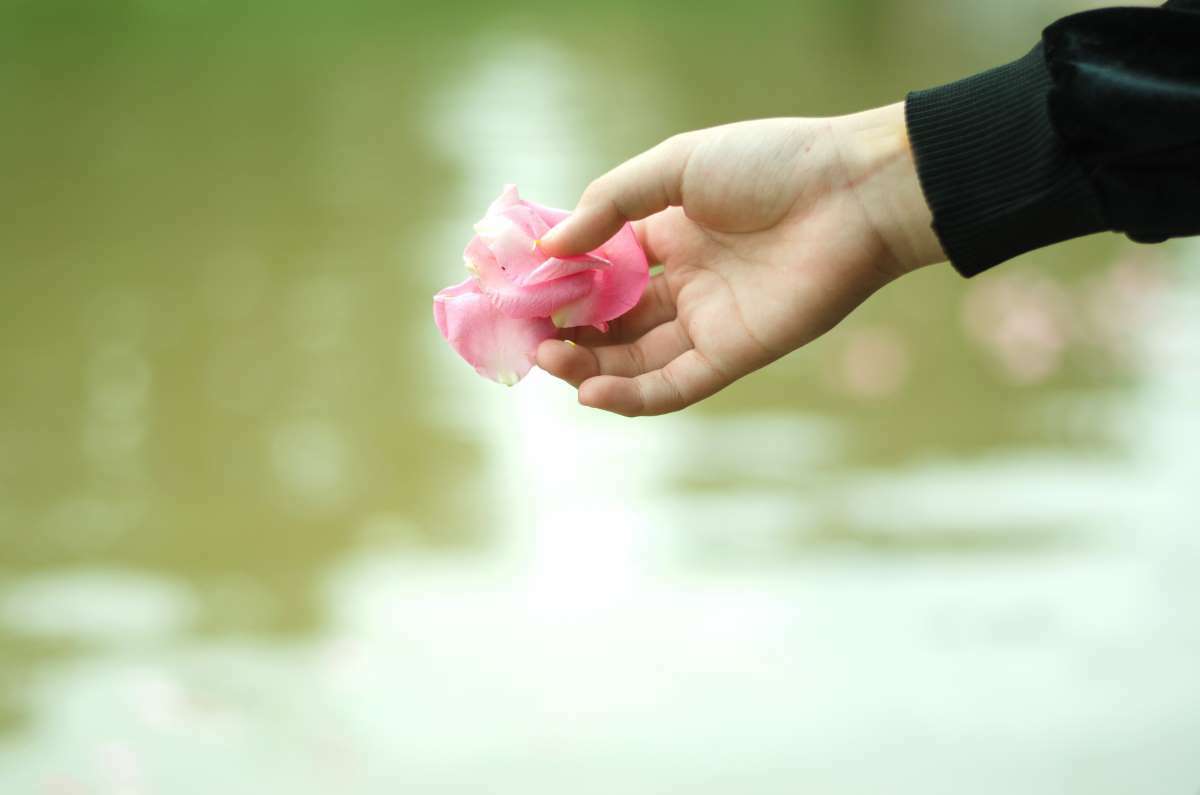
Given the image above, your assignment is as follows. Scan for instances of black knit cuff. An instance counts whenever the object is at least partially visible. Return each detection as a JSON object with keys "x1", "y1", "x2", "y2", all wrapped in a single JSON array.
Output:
[{"x1": 905, "y1": 44, "x2": 1109, "y2": 277}]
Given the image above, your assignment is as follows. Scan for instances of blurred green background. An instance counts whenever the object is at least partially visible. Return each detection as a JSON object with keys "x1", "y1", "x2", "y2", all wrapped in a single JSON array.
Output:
[{"x1": 2, "y1": 0, "x2": 1198, "y2": 793}]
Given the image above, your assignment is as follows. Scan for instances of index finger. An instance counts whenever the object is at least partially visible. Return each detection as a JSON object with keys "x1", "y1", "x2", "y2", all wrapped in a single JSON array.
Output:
[{"x1": 539, "y1": 133, "x2": 696, "y2": 257}]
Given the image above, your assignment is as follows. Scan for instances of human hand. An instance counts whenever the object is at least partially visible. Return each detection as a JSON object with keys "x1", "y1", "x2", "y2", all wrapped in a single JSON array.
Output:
[{"x1": 536, "y1": 102, "x2": 945, "y2": 416}]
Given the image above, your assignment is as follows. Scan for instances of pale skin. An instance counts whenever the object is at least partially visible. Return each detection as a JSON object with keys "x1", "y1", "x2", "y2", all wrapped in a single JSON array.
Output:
[{"x1": 536, "y1": 101, "x2": 947, "y2": 417}]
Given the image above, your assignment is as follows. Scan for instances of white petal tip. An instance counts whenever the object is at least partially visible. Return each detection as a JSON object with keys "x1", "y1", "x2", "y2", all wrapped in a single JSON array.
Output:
[{"x1": 473, "y1": 217, "x2": 507, "y2": 238}]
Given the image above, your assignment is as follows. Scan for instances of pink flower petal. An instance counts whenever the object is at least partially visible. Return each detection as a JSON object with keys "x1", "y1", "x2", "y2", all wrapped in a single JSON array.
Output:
[
  {"x1": 458, "y1": 188, "x2": 652, "y2": 343},
  {"x1": 486, "y1": 184, "x2": 521, "y2": 216},
  {"x1": 549, "y1": 222, "x2": 649, "y2": 328},
  {"x1": 463, "y1": 235, "x2": 497, "y2": 275},
  {"x1": 471, "y1": 216, "x2": 544, "y2": 281},
  {"x1": 484, "y1": 270, "x2": 595, "y2": 319},
  {"x1": 522, "y1": 253, "x2": 611, "y2": 286},
  {"x1": 466, "y1": 187, "x2": 615, "y2": 320},
  {"x1": 432, "y1": 277, "x2": 476, "y2": 338},
  {"x1": 503, "y1": 204, "x2": 552, "y2": 239},
  {"x1": 483, "y1": 186, "x2": 550, "y2": 241},
  {"x1": 464, "y1": 228, "x2": 544, "y2": 306},
  {"x1": 433, "y1": 277, "x2": 556, "y2": 385},
  {"x1": 524, "y1": 198, "x2": 570, "y2": 228},
  {"x1": 469, "y1": 189, "x2": 558, "y2": 296}
]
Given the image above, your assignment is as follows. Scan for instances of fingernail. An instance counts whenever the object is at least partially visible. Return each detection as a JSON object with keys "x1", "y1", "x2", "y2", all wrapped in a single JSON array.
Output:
[{"x1": 564, "y1": 339, "x2": 576, "y2": 347}]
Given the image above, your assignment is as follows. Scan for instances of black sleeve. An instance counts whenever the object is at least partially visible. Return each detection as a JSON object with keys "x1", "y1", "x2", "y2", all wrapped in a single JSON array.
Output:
[{"x1": 905, "y1": 2, "x2": 1200, "y2": 277}]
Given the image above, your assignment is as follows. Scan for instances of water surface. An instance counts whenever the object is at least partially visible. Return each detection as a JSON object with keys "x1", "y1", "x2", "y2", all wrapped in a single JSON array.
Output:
[{"x1": 2, "y1": 2, "x2": 1197, "y2": 793}]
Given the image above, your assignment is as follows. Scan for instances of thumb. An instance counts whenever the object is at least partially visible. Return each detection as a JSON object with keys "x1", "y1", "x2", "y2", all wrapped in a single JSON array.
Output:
[{"x1": 540, "y1": 133, "x2": 695, "y2": 257}]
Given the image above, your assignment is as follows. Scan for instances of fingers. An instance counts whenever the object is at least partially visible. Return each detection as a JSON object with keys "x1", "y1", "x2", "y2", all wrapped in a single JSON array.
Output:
[
  {"x1": 541, "y1": 341, "x2": 727, "y2": 416},
  {"x1": 539, "y1": 316, "x2": 731, "y2": 416},
  {"x1": 631, "y1": 219, "x2": 666, "y2": 266},
  {"x1": 540, "y1": 134, "x2": 695, "y2": 257},
  {"x1": 579, "y1": 350, "x2": 729, "y2": 417},
  {"x1": 538, "y1": 319, "x2": 691, "y2": 386},
  {"x1": 594, "y1": 320, "x2": 690, "y2": 376},
  {"x1": 536, "y1": 339, "x2": 596, "y2": 386}
]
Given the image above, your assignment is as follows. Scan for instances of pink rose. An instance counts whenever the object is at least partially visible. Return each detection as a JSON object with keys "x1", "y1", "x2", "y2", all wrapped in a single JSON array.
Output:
[{"x1": 433, "y1": 185, "x2": 649, "y2": 385}]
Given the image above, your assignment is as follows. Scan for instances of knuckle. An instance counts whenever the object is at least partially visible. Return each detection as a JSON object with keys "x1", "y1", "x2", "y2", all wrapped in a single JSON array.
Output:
[
  {"x1": 655, "y1": 369, "x2": 685, "y2": 415},
  {"x1": 626, "y1": 343, "x2": 647, "y2": 374},
  {"x1": 664, "y1": 130, "x2": 700, "y2": 160},
  {"x1": 580, "y1": 178, "x2": 610, "y2": 207},
  {"x1": 661, "y1": 132, "x2": 687, "y2": 151}
]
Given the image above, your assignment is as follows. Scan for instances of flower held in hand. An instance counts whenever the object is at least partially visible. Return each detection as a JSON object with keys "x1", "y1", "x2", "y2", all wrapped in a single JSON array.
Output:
[{"x1": 433, "y1": 185, "x2": 649, "y2": 384}]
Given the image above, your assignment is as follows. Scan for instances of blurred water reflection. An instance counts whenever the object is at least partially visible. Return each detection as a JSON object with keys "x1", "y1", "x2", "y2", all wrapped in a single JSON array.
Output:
[{"x1": 1, "y1": 1, "x2": 1197, "y2": 793}]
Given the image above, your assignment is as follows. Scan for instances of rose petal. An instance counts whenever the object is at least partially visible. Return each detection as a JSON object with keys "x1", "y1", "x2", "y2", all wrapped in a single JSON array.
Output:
[
  {"x1": 467, "y1": 188, "x2": 612, "y2": 319},
  {"x1": 475, "y1": 204, "x2": 550, "y2": 243},
  {"x1": 486, "y1": 184, "x2": 521, "y2": 216},
  {"x1": 469, "y1": 195, "x2": 555, "y2": 292},
  {"x1": 458, "y1": 186, "x2": 649, "y2": 338},
  {"x1": 464, "y1": 229, "x2": 542, "y2": 303},
  {"x1": 501, "y1": 204, "x2": 551, "y2": 240},
  {"x1": 433, "y1": 277, "x2": 477, "y2": 338},
  {"x1": 483, "y1": 185, "x2": 550, "y2": 242},
  {"x1": 522, "y1": 253, "x2": 611, "y2": 286},
  {"x1": 463, "y1": 235, "x2": 496, "y2": 277},
  {"x1": 524, "y1": 198, "x2": 570, "y2": 229},
  {"x1": 549, "y1": 221, "x2": 649, "y2": 328},
  {"x1": 472, "y1": 215, "x2": 543, "y2": 276},
  {"x1": 484, "y1": 270, "x2": 595, "y2": 319},
  {"x1": 433, "y1": 277, "x2": 556, "y2": 385}
]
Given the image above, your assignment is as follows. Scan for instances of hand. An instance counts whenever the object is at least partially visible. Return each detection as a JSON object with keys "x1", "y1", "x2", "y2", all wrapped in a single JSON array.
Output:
[{"x1": 536, "y1": 102, "x2": 945, "y2": 416}]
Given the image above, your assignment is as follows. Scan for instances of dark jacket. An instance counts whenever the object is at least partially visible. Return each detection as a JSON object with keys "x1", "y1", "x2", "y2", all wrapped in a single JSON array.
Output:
[{"x1": 906, "y1": 0, "x2": 1200, "y2": 276}]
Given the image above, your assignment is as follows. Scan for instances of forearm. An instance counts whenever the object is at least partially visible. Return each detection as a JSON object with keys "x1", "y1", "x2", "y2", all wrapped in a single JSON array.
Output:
[{"x1": 905, "y1": 1, "x2": 1200, "y2": 277}]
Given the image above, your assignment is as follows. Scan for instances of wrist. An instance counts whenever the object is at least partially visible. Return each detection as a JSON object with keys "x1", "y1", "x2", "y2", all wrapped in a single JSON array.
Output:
[{"x1": 832, "y1": 102, "x2": 945, "y2": 278}]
